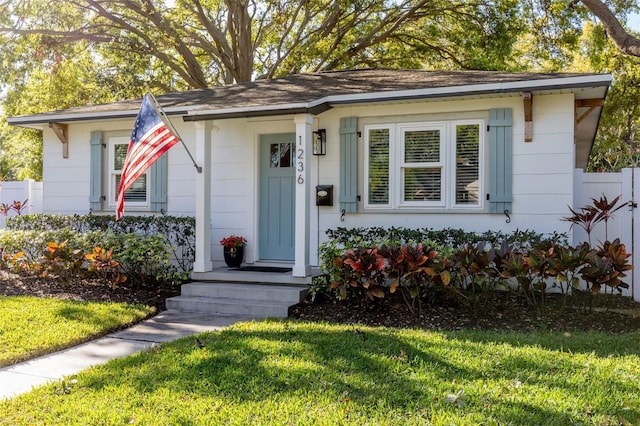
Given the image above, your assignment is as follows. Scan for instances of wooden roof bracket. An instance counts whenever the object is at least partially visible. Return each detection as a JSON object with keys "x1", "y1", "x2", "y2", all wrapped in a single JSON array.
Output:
[
  {"x1": 575, "y1": 99, "x2": 604, "y2": 125},
  {"x1": 523, "y1": 92, "x2": 533, "y2": 142},
  {"x1": 49, "y1": 122, "x2": 69, "y2": 158}
]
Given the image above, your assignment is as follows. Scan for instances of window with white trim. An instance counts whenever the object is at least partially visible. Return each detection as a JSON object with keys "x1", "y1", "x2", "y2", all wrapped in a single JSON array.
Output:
[
  {"x1": 107, "y1": 136, "x2": 149, "y2": 209},
  {"x1": 364, "y1": 120, "x2": 483, "y2": 210}
]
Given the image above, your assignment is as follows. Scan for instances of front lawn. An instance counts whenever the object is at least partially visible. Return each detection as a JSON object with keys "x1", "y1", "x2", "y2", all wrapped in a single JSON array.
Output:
[
  {"x1": 1, "y1": 320, "x2": 638, "y2": 425},
  {"x1": 0, "y1": 295, "x2": 155, "y2": 367}
]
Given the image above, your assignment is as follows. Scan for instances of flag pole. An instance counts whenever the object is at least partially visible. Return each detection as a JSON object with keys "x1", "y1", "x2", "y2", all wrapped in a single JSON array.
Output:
[{"x1": 147, "y1": 91, "x2": 203, "y2": 173}]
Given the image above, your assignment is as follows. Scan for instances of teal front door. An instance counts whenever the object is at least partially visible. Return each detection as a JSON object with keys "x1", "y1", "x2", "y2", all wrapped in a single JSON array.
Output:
[{"x1": 259, "y1": 133, "x2": 296, "y2": 260}]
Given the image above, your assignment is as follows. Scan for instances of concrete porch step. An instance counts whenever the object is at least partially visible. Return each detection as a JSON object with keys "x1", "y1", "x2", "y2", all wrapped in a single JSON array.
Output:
[
  {"x1": 179, "y1": 282, "x2": 308, "y2": 304},
  {"x1": 165, "y1": 281, "x2": 309, "y2": 319},
  {"x1": 166, "y1": 295, "x2": 294, "y2": 318}
]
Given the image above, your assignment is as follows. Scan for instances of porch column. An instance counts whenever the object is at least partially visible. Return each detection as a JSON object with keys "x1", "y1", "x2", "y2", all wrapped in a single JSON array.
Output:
[
  {"x1": 193, "y1": 120, "x2": 213, "y2": 272},
  {"x1": 293, "y1": 114, "x2": 313, "y2": 277}
]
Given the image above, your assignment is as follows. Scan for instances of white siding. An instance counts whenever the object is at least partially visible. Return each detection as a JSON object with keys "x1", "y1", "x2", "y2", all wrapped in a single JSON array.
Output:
[
  {"x1": 43, "y1": 119, "x2": 197, "y2": 216},
  {"x1": 314, "y1": 93, "x2": 576, "y2": 262},
  {"x1": 43, "y1": 92, "x2": 578, "y2": 266}
]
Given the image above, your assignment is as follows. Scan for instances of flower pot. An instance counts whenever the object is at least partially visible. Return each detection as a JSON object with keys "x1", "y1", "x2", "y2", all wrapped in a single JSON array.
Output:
[{"x1": 223, "y1": 246, "x2": 244, "y2": 268}]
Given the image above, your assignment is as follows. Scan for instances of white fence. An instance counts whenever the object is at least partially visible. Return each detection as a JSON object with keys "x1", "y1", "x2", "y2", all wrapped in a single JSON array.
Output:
[
  {"x1": 574, "y1": 168, "x2": 638, "y2": 301},
  {"x1": 0, "y1": 180, "x2": 43, "y2": 229}
]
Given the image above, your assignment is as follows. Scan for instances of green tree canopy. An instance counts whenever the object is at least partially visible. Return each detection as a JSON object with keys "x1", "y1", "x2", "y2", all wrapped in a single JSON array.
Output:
[
  {"x1": 1, "y1": 0, "x2": 640, "y2": 177},
  {"x1": 0, "y1": 0, "x2": 527, "y2": 88}
]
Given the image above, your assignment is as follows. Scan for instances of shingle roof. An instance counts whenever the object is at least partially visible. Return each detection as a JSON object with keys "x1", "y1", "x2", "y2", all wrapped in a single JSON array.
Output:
[{"x1": 8, "y1": 68, "x2": 611, "y2": 124}]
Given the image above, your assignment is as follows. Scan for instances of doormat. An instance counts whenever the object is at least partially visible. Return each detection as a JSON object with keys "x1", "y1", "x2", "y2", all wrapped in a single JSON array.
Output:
[{"x1": 232, "y1": 266, "x2": 292, "y2": 273}]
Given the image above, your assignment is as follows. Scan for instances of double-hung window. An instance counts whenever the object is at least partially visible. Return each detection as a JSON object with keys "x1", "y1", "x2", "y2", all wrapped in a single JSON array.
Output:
[
  {"x1": 364, "y1": 120, "x2": 483, "y2": 210},
  {"x1": 89, "y1": 130, "x2": 168, "y2": 213},
  {"x1": 107, "y1": 136, "x2": 149, "y2": 209}
]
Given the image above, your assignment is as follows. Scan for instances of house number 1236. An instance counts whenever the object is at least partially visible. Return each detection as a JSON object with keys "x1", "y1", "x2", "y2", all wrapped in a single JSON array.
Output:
[{"x1": 297, "y1": 147, "x2": 304, "y2": 184}]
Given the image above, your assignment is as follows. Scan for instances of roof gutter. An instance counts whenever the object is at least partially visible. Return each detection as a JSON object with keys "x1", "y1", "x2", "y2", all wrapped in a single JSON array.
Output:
[
  {"x1": 316, "y1": 74, "x2": 613, "y2": 106},
  {"x1": 6, "y1": 107, "x2": 189, "y2": 127},
  {"x1": 182, "y1": 103, "x2": 331, "y2": 121}
]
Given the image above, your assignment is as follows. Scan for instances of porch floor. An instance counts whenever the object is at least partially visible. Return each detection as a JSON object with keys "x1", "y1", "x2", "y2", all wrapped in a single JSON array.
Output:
[{"x1": 190, "y1": 263, "x2": 322, "y2": 285}]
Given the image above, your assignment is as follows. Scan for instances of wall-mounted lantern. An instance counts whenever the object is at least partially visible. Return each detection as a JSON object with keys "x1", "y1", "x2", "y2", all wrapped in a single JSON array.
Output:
[{"x1": 312, "y1": 129, "x2": 327, "y2": 155}]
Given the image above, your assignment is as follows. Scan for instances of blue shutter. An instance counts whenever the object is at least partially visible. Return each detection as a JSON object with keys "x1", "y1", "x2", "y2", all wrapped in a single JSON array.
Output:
[
  {"x1": 89, "y1": 130, "x2": 103, "y2": 211},
  {"x1": 339, "y1": 117, "x2": 358, "y2": 213},
  {"x1": 149, "y1": 152, "x2": 168, "y2": 213},
  {"x1": 488, "y1": 108, "x2": 513, "y2": 214}
]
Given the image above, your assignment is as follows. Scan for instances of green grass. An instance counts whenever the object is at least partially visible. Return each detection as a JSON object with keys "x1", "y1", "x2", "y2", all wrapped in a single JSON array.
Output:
[
  {"x1": 0, "y1": 295, "x2": 155, "y2": 367},
  {"x1": 1, "y1": 320, "x2": 639, "y2": 425}
]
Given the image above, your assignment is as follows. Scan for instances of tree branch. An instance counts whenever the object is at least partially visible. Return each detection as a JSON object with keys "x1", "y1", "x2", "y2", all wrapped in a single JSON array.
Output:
[{"x1": 578, "y1": 0, "x2": 640, "y2": 56}]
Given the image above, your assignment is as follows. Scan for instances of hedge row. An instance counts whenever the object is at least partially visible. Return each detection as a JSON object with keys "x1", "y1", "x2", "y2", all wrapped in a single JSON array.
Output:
[
  {"x1": 316, "y1": 227, "x2": 631, "y2": 314},
  {"x1": 1, "y1": 214, "x2": 195, "y2": 287}
]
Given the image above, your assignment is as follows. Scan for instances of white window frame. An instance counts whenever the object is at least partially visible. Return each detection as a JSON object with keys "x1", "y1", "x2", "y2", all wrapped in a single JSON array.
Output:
[
  {"x1": 398, "y1": 123, "x2": 447, "y2": 208},
  {"x1": 107, "y1": 136, "x2": 150, "y2": 210},
  {"x1": 363, "y1": 119, "x2": 485, "y2": 211}
]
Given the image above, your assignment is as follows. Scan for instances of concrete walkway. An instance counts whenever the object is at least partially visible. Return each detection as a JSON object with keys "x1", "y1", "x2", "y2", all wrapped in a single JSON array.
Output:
[{"x1": 0, "y1": 310, "x2": 248, "y2": 400}]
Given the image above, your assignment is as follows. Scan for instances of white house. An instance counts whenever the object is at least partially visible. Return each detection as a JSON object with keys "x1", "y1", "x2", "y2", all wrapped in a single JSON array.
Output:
[{"x1": 7, "y1": 69, "x2": 611, "y2": 279}]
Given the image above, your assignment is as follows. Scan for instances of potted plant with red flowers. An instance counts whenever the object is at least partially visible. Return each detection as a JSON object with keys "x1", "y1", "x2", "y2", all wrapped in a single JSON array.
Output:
[{"x1": 220, "y1": 235, "x2": 247, "y2": 268}]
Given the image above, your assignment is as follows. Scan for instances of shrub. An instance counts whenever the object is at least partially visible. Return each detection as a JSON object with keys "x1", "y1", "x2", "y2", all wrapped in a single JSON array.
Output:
[
  {"x1": 0, "y1": 214, "x2": 195, "y2": 287},
  {"x1": 323, "y1": 226, "x2": 563, "y2": 253},
  {"x1": 0, "y1": 229, "x2": 89, "y2": 263},
  {"x1": 6, "y1": 214, "x2": 195, "y2": 274},
  {"x1": 37, "y1": 240, "x2": 85, "y2": 279},
  {"x1": 450, "y1": 241, "x2": 510, "y2": 308},
  {"x1": 317, "y1": 225, "x2": 631, "y2": 316},
  {"x1": 330, "y1": 247, "x2": 387, "y2": 300},
  {"x1": 85, "y1": 247, "x2": 127, "y2": 288},
  {"x1": 318, "y1": 227, "x2": 557, "y2": 300},
  {"x1": 381, "y1": 243, "x2": 447, "y2": 314}
]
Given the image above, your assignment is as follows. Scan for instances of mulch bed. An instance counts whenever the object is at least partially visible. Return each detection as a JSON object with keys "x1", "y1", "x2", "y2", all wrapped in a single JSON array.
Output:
[
  {"x1": 289, "y1": 289, "x2": 640, "y2": 333},
  {"x1": 0, "y1": 270, "x2": 179, "y2": 311},
  {"x1": 3, "y1": 270, "x2": 640, "y2": 333}
]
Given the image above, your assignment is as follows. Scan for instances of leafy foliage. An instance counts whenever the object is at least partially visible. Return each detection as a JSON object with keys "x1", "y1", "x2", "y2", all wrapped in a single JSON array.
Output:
[
  {"x1": 0, "y1": 0, "x2": 527, "y2": 88},
  {"x1": 331, "y1": 247, "x2": 387, "y2": 300},
  {"x1": 451, "y1": 241, "x2": 510, "y2": 308},
  {"x1": 85, "y1": 247, "x2": 127, "y2": 288},
  {"x1": 575, "y1": 21, "x2": 640, "y2": 171},
  {"x1": 381, "y1": 243, "x2": 445, "y2": 314},
  {"x1": 7, "y1": 214, "x2": 195, "y2": 276},
  {"x1": 37, "y1": 240, "x2": 84, "y2": 279},
  {"x1": 582, "y1": 238, "x2": 632, "y2": 295},
  {"x1": 0, "y1": 214, "x2": 195, "y2": 287},
  {"x1": 563, "y1": 193, "x2": 628, "y2": 244},
  {"x1": 318, "y1": 222, "x2": 632, "y2": 315}
]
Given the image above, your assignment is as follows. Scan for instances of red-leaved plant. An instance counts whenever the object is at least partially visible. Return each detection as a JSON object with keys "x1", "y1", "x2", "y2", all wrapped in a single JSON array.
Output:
[
  {"x1": 331, "y1": 247, "x2": 386, "y2": 300},
  {"x1": 381, "y1": 243, "x2": 438, "y2": 314},
  {"x1": 563, "y1": 194, "x2": 628, "y2": 244},
  {"x1": 0, "y1": 199, "x2": 29, "y2": 217}
]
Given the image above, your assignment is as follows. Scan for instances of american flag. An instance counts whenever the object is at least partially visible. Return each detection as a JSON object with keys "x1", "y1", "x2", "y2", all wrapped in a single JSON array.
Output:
[{"x1": 116, "y1": 94, "x2": 179, "y2": 220}]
